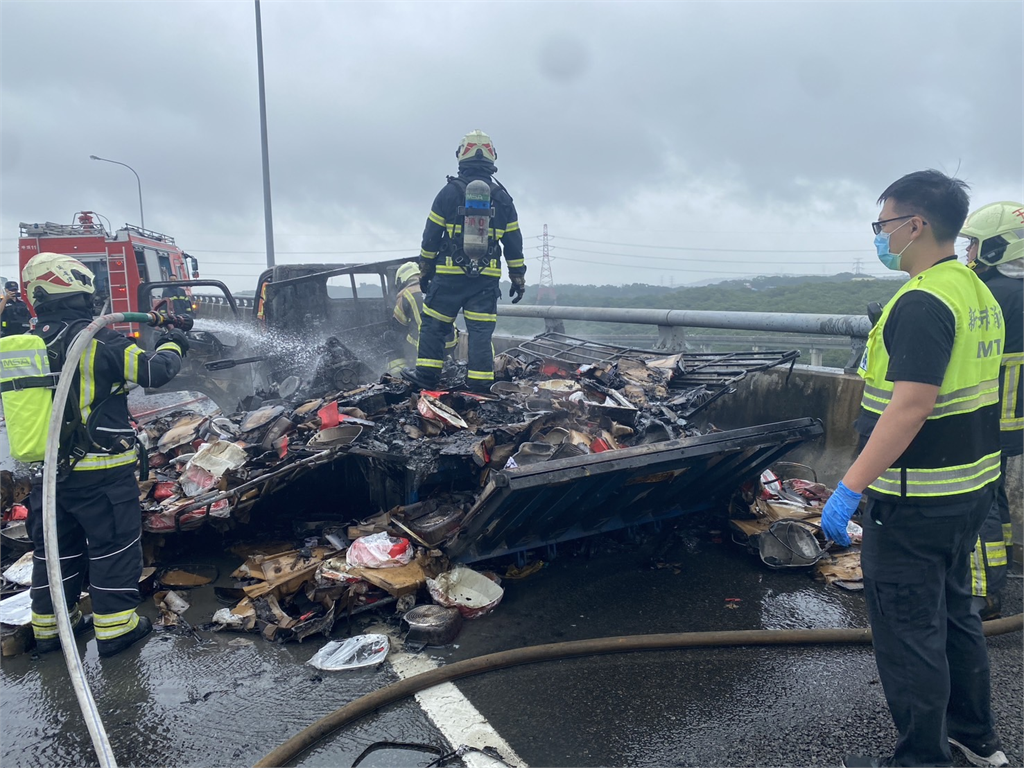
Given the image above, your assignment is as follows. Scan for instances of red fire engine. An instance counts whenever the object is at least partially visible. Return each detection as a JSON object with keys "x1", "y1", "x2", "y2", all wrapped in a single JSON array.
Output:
[{"x1": 17, "y1": 211, "x2": 200, "y2": 334}]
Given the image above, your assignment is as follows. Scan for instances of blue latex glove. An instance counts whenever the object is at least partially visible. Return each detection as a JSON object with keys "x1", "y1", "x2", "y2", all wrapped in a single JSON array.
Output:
[{"x1": 820, "y1": 481, "x2": 863, "y2": 546}]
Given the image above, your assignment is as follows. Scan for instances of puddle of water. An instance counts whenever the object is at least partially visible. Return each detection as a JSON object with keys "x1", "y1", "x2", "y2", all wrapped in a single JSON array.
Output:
[{"x1": 759, "y1": 587, "x2": 862, "y2": 630}]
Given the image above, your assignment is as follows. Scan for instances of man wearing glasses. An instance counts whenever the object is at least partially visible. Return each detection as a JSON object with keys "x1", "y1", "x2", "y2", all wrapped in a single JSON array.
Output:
[{"x1": 821, "y1": 170, "x2": 1007, "y2": 768}]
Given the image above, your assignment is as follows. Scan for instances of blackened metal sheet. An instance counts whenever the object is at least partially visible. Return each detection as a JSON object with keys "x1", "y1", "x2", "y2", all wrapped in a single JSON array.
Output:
[
  {"x1": 508, "y1": 332, "x2": 800, "y2": 387},
  {"x1": 446, "y1": 417, "x2": 823, "y2": 563}
]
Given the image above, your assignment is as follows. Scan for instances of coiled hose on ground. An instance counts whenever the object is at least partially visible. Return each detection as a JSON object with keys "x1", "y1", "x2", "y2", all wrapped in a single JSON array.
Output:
[
  {"x1": 44, "y1": 311, "x2": 160, "y2": 768},
  {"x1": 253, "y1": 614, "x2": 1023, "y2": 768}
]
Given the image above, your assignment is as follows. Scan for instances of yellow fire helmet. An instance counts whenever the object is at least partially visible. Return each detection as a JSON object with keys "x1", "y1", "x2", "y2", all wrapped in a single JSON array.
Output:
[
  {"x1": 22, "y1": 252, "x2": 96, "y2": 309},
  {"x1": 396, "y1": 261, "x2": 420, "y2": 287},
  {"x1": 456, "y1": 130, "x2": 497, "y2": 163},
  {"x1": 961, "y1": 201, "x2": 1024, "y2": 267}
]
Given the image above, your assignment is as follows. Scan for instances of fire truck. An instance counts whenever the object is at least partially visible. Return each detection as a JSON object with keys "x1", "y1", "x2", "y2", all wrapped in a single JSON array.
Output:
[{"x1": 16, "y1": 211, "x2": 200, "y2": 334}]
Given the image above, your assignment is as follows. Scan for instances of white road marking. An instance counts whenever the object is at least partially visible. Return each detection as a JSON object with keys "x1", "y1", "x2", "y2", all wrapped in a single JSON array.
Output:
[{"x1": 387, "y1": 645, "x2": 527, "y2": 768}]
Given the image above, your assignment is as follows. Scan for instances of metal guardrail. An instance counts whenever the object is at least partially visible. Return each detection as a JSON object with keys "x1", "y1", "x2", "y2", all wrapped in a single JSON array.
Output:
[
  {"x1": 497, "y1": 305, "x2": 870, "y2": 371},
  {"x1": 192, "y1": 296, "x2": 869, "y2": 370},
  {"x1": 196, "y1": 295, "x2": 255, "y2": 309}
]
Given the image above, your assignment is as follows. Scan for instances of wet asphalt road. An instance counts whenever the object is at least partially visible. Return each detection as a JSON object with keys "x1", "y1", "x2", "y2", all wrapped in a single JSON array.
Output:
[{"x1": 1, "y1": 514, "x2": 1021, "y2": 768}]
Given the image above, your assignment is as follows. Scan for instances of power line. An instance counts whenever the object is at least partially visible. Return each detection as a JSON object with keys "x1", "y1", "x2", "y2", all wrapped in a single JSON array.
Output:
[
  {"x1": 187, "y1": 247, "x2": 411, "y2": 255},
  {"x1": 554, "y1": 245, "x2": 865, "y2": 264},
  {"x1": 550, "y1": 253, "x2": 889, "y2": 276},
  {"x1": 547, "y1": 236, "x2": 864, "y2": 254}
]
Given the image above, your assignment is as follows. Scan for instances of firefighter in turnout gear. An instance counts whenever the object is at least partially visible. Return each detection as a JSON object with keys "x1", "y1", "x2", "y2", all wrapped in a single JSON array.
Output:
[
  {"x1": 158, "y1": 282, "x2": 193, "y2": 316},
  {"x1": 962, "y1": 201, "x2": 1024, "y2": 621},
  {"x1": 387, "y1": 261, "x2": 457, "y2": 374},
  {"x1": 819, "y1": 172, "x2": 1008, "y2": 768},
  {"x1": 402, "y1": 130, "x2": 526, "y2": 393},
  {"x1": 8, "y1": 253, "x2": 187, "y2": 658}
]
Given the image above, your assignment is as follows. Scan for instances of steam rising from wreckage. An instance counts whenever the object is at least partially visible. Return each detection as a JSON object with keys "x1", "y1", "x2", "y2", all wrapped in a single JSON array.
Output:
[{"x1": 119, "y1": 260, "x2": 824, "y2": 562}]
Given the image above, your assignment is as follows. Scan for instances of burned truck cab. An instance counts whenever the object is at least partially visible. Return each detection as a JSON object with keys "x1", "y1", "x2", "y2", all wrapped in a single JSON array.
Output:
[{"x1": 250, "y1": 260, "x2": 411, "y2": 397}]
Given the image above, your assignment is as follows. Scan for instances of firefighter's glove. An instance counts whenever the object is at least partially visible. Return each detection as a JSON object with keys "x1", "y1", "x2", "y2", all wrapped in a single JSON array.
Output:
[
  {"x1": 157, "y1": 328, "x2": 191, "y2": 357},
  {"x1": 419, "y1": 264, "x2": 435, "y2": 294},
  {"x1": 509, "y1": 275, "x2": 526, "y2": 304},
  {"x1": 167, "y1": 313, "x2": 194, "y2": 332},
  {"x1": 820, "y1": 481, "x2": 862, "y2": 547}
]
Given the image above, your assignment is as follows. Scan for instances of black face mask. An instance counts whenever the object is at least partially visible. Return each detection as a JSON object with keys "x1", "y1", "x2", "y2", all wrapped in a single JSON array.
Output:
[
  {"x1": 458, "y1": 158, "x2": 497, "y2": 178},
  {"x1": 35, "y1": 292, "x2": 94, "y2": 320}
]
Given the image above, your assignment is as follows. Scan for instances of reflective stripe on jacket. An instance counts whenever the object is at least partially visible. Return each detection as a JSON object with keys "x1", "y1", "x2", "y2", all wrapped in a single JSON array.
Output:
[
  {"x1": 33, "y1": 315, "x2": 183, "y2": 471},
  {"x1": 858, "y1": 260, "x2": 1003, "y2": 500},
  {"x1": 420, "y1": 174, "x2": 526, "y2": 280}
]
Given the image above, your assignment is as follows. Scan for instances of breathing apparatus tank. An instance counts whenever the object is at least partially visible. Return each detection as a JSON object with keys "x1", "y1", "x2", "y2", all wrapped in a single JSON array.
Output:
[{"x1": 459, "y1": 180, "x2": 494, "y2": 275}]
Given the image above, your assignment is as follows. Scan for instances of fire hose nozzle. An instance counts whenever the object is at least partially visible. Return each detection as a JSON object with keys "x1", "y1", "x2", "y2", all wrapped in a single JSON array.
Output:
[{"x1": 148, "y1": 312, "x2": 194, "y2": 332}]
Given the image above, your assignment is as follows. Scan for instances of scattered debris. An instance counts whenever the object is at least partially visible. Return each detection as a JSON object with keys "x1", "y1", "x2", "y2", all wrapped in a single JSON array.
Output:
[
  {"x1": 1, "y1": 332, "x2": 824, "y2": 657},
  {"x1": 0, "y1": 590, "x2": 91, "y2": 657},
  {"x1": 427, "y1": 566, "x2": 504, "y2": 619},
  {"x1": 504, "y1": 560, "x2": 545, "y2": 580},
  {"x1": 157, "y1": 565, "x2": 217, "y2": 588},
  {"x1": 815, "y1": 551, "x2": 864, "y2": 590},
  {"x1": 0, "y1": 589, "x2": 32, "y2": 627},
  {"x1": 346, "y1": 533, "x2": 413, "y2": 569},
  {"x1": 403, "y1": 605, "x2": 462, "y2": 647},
  {"x1": 729, "y1": 463, "x2": 862, "y2": 579},
  {"x1": 3, "y1": 551, "x2": 34, "y2": 587},
  {"x1": 155, "y1": 589, "x2": 193, "y2": 631},
  {"x1": 750, "y1": 519, "x2": 828, "y2": 569},
  {"x1": 131, "y1": 334, "x2": 804, "y2": 551},
  {"x1": 306, "y1": 634, "x2": 390, "y2": 671}
]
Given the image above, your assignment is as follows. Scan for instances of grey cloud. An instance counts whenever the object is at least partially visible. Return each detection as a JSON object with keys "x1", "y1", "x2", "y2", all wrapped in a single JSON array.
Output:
[{"x1": 2, "y1": 1, "x2": 1021, "y2": 288}]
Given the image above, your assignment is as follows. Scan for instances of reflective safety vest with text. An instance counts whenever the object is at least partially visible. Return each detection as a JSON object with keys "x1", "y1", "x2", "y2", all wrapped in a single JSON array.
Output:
[{"x1": 858, "y1": 260, "x2": 1003, "y2": 500}]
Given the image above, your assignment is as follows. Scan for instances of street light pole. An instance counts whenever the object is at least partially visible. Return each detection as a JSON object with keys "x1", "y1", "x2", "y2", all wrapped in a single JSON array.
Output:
[
  {"x1": 254, "y1": 0, "x2": 276, "y2": 268},
  {"x1": 89, "y1": 155, "x2": 145, "y2": 231}
]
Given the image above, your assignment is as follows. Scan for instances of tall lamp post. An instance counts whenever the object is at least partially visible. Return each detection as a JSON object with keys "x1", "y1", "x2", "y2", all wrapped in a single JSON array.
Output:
[
  {"x1": 89, "y1": 155, "x2": 145, "y2": 231},
  {"x1": 254, "y1": 0, "x2": 276, "y2": 268}
]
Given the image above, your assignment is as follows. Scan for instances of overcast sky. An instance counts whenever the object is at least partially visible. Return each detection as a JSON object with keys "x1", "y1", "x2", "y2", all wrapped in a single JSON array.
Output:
[{"x1": 2, "y1": 0, "x2": 1022, "y2": 292}]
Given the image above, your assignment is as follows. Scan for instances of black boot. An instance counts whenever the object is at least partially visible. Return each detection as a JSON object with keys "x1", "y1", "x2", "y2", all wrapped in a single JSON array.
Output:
[
  {"x1": 97, "y1": 615, "x2": 152, "y2": 658},
  {"x1": 400, "y1": 367, "x2": 438, "y2": 391},
  {"x1": 979, "y1": 594, "x2": 1002, "y2": 621},
  {"x1": 463, "y1": 379, "x2": 494, "y2": 395},
  {"x1": 34, "y1": 609, "x2": 93, "y2": 655}
]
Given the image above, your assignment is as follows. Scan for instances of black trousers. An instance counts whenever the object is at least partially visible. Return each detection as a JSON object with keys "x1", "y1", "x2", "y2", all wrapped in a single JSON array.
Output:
[
  {"x1": 861, "y1": 490, "x2": 998, "y2": 767},
  {"x1": 415, "y1": 274, "x2": 498, "y2": 385},
  {"x1": 29, "y1": 465, "x2": 144, "y2": 618},
  {"x1": 971, "y1": 459, "x2": 1009, "y2": 598}
]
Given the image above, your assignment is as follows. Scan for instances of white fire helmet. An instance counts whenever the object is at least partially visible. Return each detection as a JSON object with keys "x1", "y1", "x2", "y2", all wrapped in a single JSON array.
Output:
[
  {"x1": 456, "y1": 130, "x2": 497, "y2": 163},
  {"x1": 21, "y1": 252, "x2": 96, "y2": 309}
]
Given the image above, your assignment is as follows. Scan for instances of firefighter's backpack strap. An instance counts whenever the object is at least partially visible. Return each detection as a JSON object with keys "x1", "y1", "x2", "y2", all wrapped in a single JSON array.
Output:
[{"x1": 37, "y1": 318, "x2": 94, "y2": 476}]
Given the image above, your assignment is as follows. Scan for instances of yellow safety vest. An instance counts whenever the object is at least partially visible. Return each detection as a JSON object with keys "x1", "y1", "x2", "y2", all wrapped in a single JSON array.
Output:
[
  {"x1": 858, "y1": 260, "x2": 1003, "y2": 500},
  {"x1": 0, "y1": 334, "x2": 56, "y2": 462}
]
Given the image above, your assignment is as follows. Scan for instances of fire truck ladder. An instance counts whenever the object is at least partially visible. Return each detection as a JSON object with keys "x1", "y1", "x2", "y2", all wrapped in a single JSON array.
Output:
[{"x1": 106, "y1": 250, "x2": 133, "y2": 315}]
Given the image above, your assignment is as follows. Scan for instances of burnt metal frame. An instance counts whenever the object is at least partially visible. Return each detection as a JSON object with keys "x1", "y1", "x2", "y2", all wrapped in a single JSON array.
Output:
[
  {"x1": 447, "y1": 417, "x2": 824, "y2": 562},
  {"x1": 505, "y1": 332, "x2": 799, "y2": 417}
]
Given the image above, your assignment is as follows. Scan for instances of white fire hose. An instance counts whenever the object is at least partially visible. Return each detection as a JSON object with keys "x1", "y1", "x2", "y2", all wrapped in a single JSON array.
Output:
[{"x1": 43, "y1": 311, "x2": 162, "y2": 768}]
